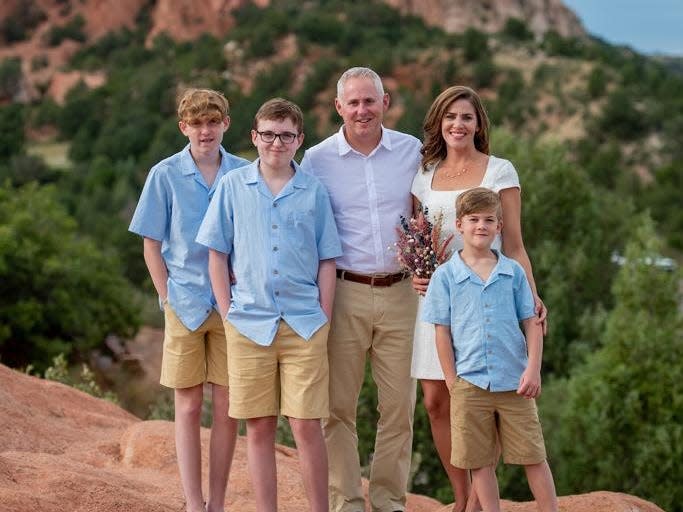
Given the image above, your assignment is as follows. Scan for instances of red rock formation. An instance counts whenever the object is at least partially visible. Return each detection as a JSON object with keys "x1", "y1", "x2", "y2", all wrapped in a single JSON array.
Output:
[
  {"x1": 0, "y1": 362, "x2": 666, "y2": 512},
  {"x1": 382, "y1": 0, "x2": 585, "y2": 38}
]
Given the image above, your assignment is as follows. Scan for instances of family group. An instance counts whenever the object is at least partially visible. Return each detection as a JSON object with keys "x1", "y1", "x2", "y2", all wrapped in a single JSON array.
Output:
[{"x1": 129, "y1": 66, "x2": 557, "y2": 512}]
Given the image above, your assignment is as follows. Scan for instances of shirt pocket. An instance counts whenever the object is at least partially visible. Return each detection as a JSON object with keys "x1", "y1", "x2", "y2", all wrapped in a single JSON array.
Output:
[
  {"x1": 491, "y1": 277, "x2": 517, "y2": 320},
  {"x1": 286, "y1": 209, "x2": 316, "y2": 250}
]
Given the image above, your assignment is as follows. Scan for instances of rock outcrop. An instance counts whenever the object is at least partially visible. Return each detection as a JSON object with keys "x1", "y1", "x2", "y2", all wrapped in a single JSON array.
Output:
[
  {"x1": 0, "y1": 363, "x2": 665, "y2": 512},
  {"x1": 383, "y1": 0, "x2": 584, "y2": 38},
  {"x1": 0, "y1": 0, "x2": 585, "y2": 103}
]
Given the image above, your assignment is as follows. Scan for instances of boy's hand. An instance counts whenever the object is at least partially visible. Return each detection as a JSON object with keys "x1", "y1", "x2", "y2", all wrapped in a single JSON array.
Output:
[
  {"x1": 517, "y1": 368, "x2": 541, "y2": 399},
  {"x1": 412, "y1": 276, "x2": 430, "y2": 296},
  {"x1": 444, "y1": 374, "x2": 456, "y2": 392}
]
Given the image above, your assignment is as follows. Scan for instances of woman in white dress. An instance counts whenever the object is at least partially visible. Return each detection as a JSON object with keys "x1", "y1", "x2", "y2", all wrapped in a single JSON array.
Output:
[{"x1": 410, "y1": 86, "x2": 547, "y2": 511}]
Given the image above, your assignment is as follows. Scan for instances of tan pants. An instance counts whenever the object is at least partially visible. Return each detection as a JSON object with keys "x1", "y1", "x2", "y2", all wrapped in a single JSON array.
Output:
[{"x1": 324, "y1": 277, "x2": 417, "y2": 512}]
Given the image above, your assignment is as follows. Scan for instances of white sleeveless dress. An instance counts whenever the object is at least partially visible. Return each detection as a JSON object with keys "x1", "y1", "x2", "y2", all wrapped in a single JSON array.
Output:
[{"x1": 410, "y1": 155, "x2": 521, "y2": 379}]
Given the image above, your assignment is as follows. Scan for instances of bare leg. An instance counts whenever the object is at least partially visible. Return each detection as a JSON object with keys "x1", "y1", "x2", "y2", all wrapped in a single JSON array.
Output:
[
  {"x1": 289, "y1": 418, "x2": 329, "y2": 512},
  {"x1": 421, "y1": 380, "x2": 478, "y2": 512},
  {"x1": 471, "y1": 465, "x2": 500, "y2": 512},
  {"x1": 525, "y1": 461, "x2": 558, "y2": 512},
  {"x1": 206, "y1": 384, "x2": 238, "y2": 512},
  {"x1": 175, "y1": 385, "x2": 206, "y2": 512},
  {"x1": 247, "y1": 416, "x2": 278, "y2": 512}
]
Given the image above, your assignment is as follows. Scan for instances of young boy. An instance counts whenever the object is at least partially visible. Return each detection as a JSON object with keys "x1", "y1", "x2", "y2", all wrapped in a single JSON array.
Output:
[
  {"x1": 129, "y1": 88, "x2": 249, "y2": 512},
  {"x1": 196, "y1": 98, "x2": 342, "y2": 512},
  {"x1": 422, "y1": 187, "x2": 558, "y2": 512}
]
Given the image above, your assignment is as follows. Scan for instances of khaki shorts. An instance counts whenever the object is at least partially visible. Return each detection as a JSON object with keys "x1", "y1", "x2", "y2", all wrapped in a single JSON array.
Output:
[
  {"x1": 225, "y1": 320, "x2": 330, "y2": 420},
  {"x1": 159, "y1": 305, "x2": 227, "y2": 389},
  {"x1": 449, "y1": 377, "x2": 547, "y2": 469}
]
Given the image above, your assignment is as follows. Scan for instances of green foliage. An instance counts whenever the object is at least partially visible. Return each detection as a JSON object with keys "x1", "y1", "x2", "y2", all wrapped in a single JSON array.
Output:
[
  {"x1": 595, "y1": 88, "x2": 647, "y2": 140},
  {"x1": 492, "y1": 130, "x2": 632, "y2": 376},
  {"x1": 0, "y1": 0, "x2": 46, "y2": 43},
  {"x1": 542, "y1": 31, "x2": 585, "y2": 58},
  {"x1": 40, "y1": 353, "x2": 119, "y2": 404},
  {"x1": 543, "y1": 215, "x2": 683, "y2": 511},
  {"x1": 0, "y1": 103, "x2": 25, "y2": 159},
  {"x1": 44, "y1": 15, "x2": 86, "y2": 46},
  {"x1": 0, "y1": 183, "x2": 140, "y2": 370},
  {"x1": 0, "y1": 154, "x2": 58, "y2": 187},
  {"x1": 462, "y1": 28, "x2": 490, "y2": 62},
  {"x1": 587, "y1": 67, "x2": 607, "y2": 98},
  {"x1": 0, "y1": 57, "x2": 23, "y2": 101},
  {"x1": 502, "y1": 18, "x2": 534, "y2": 42},
  {"x1": 641, "y1": 162, "x2": 683, "y2": 249}
]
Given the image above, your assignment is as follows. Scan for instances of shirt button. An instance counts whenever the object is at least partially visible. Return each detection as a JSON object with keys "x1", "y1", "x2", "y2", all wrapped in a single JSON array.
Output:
[
  {"x1": 272, "y1": 224, "x2": 278, "y2": 229},
  {"x1": 273, "y1": 203, "x2": 278, "y2": 207},
  {"x1": 274, "y1": 291, "x2": 280, "y2": 296},
  {"x1": 273, "y1": 269, "x2": 279, "y2": 275},
  {"x1": 485, "y1": 318, "x2": 490, "y2": 323},
  {"x1": 273, "y1": 246, "x2": 278, "y2": 251}
]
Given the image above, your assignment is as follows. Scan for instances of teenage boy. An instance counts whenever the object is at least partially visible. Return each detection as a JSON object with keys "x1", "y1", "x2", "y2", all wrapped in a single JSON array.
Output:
[
  {"x1": 196, "y1": 98, "x2": 342, "y2": 512},
  {"x1": 300, "y1": 66, "x2": 421, "y2": 512},
  {"x1": 422, "y1": 187, "x2": 558, "y2": 512},
  {"x1": 129, "y1": 88, "x2": 250, "y2": 512}
]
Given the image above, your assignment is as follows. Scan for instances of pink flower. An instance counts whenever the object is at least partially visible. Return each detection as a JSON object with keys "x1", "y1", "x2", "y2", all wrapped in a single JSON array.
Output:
[{"x1": 394, "y1": 206, "x2": 453, "y2": 277}]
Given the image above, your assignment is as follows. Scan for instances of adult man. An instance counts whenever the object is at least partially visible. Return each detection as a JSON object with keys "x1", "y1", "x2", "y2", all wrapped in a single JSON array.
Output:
[{"x1": 301, "y1": 67, "x2": 422, "y2": 512}]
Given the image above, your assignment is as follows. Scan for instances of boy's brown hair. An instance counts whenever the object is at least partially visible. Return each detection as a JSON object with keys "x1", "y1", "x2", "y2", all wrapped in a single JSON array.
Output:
[
  {"x1": 456, "y1": 187, "x2": 502, "y2": 220},
  {"x1": 252, "y1": 98, "x2": 304, "y2": 134},
  {"x1": 177, "y1": 88, "x2": 230, "y2": 121}
]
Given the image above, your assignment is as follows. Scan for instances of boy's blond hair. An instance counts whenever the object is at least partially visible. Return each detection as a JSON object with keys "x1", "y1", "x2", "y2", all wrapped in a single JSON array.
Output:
[
  {"x1": 456, "y1": 187, "x2": 502, "y2": 220},
  {"x1": 252, "y1": 98, "x2": 304, "y2": 133},
  {"x1": 177, "y1": 88, "x2": 230, "y2": 121}
]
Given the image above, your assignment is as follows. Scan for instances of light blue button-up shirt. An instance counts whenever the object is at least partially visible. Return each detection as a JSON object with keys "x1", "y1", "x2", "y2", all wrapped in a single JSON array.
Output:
[
  {"x1": 195, "y1": 159, "x2": 342, "y2": 346},
  {"x1": 129, "y1": 144, "x2": 250, "y2": 331},
  {"x1": 422, "y1": 250, "x2": 536, "y2": 392}
]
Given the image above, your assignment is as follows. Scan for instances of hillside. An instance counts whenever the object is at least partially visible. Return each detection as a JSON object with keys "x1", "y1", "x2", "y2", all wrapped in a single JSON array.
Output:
[
  {"x1": 0, "y1": 1, "x2": 681, "y2": 509},
  {"x1": 0, "y1": 362, "x2": 666, "y2": 512}
]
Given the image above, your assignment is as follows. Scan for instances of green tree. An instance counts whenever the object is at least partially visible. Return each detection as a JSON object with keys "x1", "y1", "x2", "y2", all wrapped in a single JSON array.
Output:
[
  {"x1": 0, "y1": 103, "x2": 25, "y2": 159},
  {"x1": 543, "y1": 215, "x2": 682, "y2": 511},
  {"x1": 0, "y1": 183, "x2": 140, "y2": 370}
]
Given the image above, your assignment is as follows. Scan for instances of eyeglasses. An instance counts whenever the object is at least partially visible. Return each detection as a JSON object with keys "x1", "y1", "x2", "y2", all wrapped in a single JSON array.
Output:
[{"x1": 255, "y1": 131, "x2": 299, "y2": 144}]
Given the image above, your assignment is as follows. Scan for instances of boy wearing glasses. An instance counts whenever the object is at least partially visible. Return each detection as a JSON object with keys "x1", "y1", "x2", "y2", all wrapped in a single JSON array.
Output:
[{"x1": 196, "y1": 98, "x2": 341, "y2": 512}]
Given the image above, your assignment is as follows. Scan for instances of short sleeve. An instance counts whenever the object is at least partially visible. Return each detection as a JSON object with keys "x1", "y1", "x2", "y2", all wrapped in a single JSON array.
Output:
[
  {"x1": 195, "y1": 177, "x2": 234, "y2": 254},
  {"x1": 491, "y1": 158, "x2": 520, "y2": 193},
  {"x1": 129, "y1": 166, "x2": 170, "y2": 241},
  {"x1": 513, "y1": 264, "x2": 536, "y2": 321},
  {"x1": 410, "y1": 164, "x2": 431, "y2": 203},
  {"x1": 315, "y1": 183, "x2": 343, "y2": 260},
  {"x1": 421, "y1": 266, "x2": 452, "y2": 326}
]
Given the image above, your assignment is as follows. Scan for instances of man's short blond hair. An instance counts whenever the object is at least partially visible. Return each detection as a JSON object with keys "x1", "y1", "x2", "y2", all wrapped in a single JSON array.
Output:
[
  {"x1": 177, "y1": 88, "x2": 230, "y2": 120},
  {"x1": 456, "y1": 187, "x2": 502, "y2": 220}
]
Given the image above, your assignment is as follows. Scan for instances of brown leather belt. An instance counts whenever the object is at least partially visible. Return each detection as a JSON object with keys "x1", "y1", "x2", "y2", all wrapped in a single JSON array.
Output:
[{"x1": 336, "y1": 269, "x2": 409, "y2": 287}]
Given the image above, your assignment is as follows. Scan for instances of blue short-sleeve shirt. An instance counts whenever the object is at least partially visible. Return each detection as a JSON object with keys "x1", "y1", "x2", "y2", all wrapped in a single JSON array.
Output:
[
  {"x1": 129, "y1": 144, "x2": 250, "y2": 331},
  {"x1": 195, "y1": 159, "x2": 342, "y2": 346},
  {"x1": 422, "y1": 250, "x2": 536, "y2": 391}
]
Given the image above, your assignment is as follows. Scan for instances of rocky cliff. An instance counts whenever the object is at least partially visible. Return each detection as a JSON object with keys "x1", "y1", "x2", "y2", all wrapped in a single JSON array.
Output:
[
  {"x1": 0, "y1": 363, "x2": 665, "y2": 512},
  {"x1": 383, "y1": 0, "x2": 584, "y2": 38}
]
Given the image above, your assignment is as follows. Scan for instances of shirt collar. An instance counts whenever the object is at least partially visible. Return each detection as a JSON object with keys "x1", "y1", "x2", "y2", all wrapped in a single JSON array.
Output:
[
  {"x1": 450, "y1": 249, "x2": 514, "y2": 284},
  {"x1": 243, "y1": 159, "x2": 307, "y2": 189},
  {"x1": 336, "y1": 125, "x2": 392, "y2": 156},
  {"x1": 179, "y1": 144, "x2": 231, "y2": 177}
]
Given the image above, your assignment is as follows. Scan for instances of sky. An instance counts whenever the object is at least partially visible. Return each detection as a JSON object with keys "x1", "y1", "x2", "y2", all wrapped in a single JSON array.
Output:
[{"x1": 562, "y1": 0, "x2": 683, "y2": 56}]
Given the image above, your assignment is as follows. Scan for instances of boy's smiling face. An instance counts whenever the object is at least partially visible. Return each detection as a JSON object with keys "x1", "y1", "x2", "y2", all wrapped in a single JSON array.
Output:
[
  {"x1": 251, "y1": 117, "x2": 303, "y2": 172},
  {"x1": 179, "y1": 111, "x2": 229, "y2": 158},
  {"x1": 456, "y1": 209, "x2": 502, "y2": 250}
]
